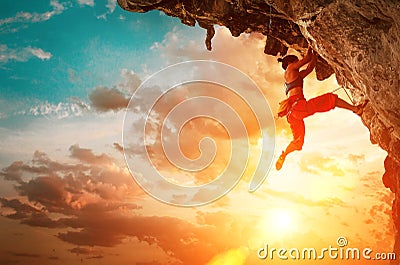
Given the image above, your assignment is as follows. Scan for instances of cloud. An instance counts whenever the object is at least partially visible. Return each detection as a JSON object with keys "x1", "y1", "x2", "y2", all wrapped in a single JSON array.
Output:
[
  {"x1": 263, "y1": 188, "x2": 345, "y2": 208},
  {"x1": 121, "y1": 28, "x2": 283, "y2": 188},
  {"x1": 27, "y1": 99, "x2": 89, "y2": 119},
  {"x1": 10, "y1": 252, "x2": 40, "y2": 258},
  {"x1": 113, "y1": 142, "x2": 124, "y2": 153},
  {"x1": 348, "y1": 154, "x2": 366, "y2": 163},
  {"x1": 28, "y1": 47, "x2": 52, "y2": 60},
  {"x1": 89, "y1": 87, "x2": 130, "y2": 112},
  {"x1": 206, "y1": 247, "x2": 249, "y2": 265},
  {"x1": 0, "y1": 45, "x2": 53, "y2": 63},
  {"x1": 0, "y1": 161, "x2": 24, "y2": 183},
  {"x1": 148, "y1": 27, "x2": 291, "y2": 138},
  {"x1": 0, "y1": 147, "x2": 141, "y2": 212},
  {"x1": 106, "y1": 0, "x2": 117, "y2": 13},
  {"x1": 69, "y1": 144, "x2": 114, "y2": 165},
  {"x1": 0, "y1": 198, "x2": 41, "y2": 220},
  {"x1": 299, "y1": 152, "x2": 346, "y2": 177},
  {"x1": 67, "y1": 68, "x2": 80, "y2": 83},
  {"x1": 96, "y1": 0, "x2": 118, "y2": 19},
  {"x1": 118, "y1": 68, "x2": 142, "y2": 93},
  {"x1": 0, "y1": 0, "x2": 66, "y2": 31},
  {"x1": 86, "y1": 255, "x2": 104, "y2": 259},
  {"x1": 87, "y1": 68, "x2": 142, "y2": 112},
  {"x1": 0, "y1": 148, "x2": 258, "y2": 265},
  {"x1": 124, "y1": 31, "x2": 288, "y2": 192},
  {"x1": 77, "y1": 0, "x2": 94, "y2": 7},
  {"x1": 69, "y1": 246, "x2": 100, "y2": 255}
]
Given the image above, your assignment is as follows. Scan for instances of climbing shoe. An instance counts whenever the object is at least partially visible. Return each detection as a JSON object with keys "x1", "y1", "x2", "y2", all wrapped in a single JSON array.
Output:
[
  {"x1": 275, "y1": 151, "x2": 286, "y2": 171},
  {"x1": 353, "y1": 100, "x2": 369, "y2": 116}
]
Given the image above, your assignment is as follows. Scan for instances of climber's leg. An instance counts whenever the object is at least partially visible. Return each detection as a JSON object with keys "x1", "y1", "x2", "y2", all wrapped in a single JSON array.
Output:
[
  {"x1": 307, "y1": 92, "x2": 368, "y2": 116},
  {"x1": 335, "y1": 97, "x2": 358, "y2": 112},
  {"x1": 305, "y1": 93, "x2": 338, "y2": 117},
  {"x1": 285, "y1": 118, "x2": 305, "y2": 154},
  {"x1": 276, "y1": 117, "x2": 305, "y2": 170}
]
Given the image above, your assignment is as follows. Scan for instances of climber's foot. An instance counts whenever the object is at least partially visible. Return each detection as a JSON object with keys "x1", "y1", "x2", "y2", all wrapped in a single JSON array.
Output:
[
  {"x1": 275, "y1": 151, "x2": 286, "y2": 171},
  {"x1": 353, "y1": 100, "x2": 369, "y2": 116}
]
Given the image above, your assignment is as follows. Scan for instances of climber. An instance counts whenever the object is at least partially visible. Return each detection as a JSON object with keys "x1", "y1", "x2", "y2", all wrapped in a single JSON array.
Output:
[{"x1": 275, "y1": 46, "x2": 368, "y2": 170}]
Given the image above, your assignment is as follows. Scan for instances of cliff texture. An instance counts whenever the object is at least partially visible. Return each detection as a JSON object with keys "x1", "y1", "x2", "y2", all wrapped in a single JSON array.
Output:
[{"x1": 118, "y1": 0, "x2": 400, "y2": 257}]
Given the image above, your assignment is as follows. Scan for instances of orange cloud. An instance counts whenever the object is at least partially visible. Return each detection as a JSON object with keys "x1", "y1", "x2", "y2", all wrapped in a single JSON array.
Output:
[{"x1": 0, "y1": 147, "x2": 261, "y2": 265}]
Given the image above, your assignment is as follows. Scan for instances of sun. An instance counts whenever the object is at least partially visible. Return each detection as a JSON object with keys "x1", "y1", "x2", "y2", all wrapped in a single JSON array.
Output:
[
  {"x1": 272, "y1": 209, "x2": 294, "y2": 231},
  {"x1": 260, "y1": 208, "x2": 297, "y2": 237}
]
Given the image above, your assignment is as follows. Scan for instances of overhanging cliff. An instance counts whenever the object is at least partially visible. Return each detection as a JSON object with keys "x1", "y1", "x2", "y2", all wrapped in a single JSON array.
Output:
[{"x1": 117, "y1": 0, "x2": 400, "y2": 257}]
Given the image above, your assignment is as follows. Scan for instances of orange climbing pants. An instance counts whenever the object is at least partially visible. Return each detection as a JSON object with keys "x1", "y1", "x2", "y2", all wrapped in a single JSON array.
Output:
[{"x1": 286, "y1": 93, "x2": 338, "y2": 151}]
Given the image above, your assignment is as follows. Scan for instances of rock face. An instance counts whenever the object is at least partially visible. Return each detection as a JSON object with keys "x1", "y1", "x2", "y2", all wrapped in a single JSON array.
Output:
[{"x1": 118, "y1": 0, "x2": 400, "y2": 256}]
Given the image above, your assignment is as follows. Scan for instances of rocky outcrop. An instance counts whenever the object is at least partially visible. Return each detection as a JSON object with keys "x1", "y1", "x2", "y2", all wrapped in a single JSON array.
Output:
[{"x1": 118, "y1": 0, "x2": 400, "y2": 258}]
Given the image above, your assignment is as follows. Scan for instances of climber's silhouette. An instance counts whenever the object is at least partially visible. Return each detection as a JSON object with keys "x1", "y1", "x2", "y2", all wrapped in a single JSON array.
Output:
[{"x1": 275, "y1": 46, "x2": 368, "y2": 170}]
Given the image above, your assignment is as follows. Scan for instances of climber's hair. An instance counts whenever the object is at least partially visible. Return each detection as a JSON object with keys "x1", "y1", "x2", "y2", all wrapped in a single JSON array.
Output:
[{"x1": 277, "y1": 55, "x2": 299, "y2": 70}]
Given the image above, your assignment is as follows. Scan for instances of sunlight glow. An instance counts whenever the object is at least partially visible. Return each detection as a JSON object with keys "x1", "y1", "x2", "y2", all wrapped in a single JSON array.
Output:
[
  {"x1": 271, "y1": 209, "x2": 294, "y2": 232},
  {"x1": 257, "y1": 208, "x2": 298, "y2": 239},
  {"x1": 206, "y1": 247, "x2": 249, "y2": 265}
]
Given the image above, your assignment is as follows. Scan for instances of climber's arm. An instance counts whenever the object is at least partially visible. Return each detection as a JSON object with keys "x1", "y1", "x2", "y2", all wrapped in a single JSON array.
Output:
[
  {"x1": 299, "y1": 51, "x2": 317, "y2": 78},
  {"x1": 287, "y1": 46, "x2": 313, "y2": 70}
]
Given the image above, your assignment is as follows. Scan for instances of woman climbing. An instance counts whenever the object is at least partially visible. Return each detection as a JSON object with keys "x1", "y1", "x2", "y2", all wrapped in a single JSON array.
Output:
[{"x1": 275, "y1": 46, "x2": 368, "y2": 170}]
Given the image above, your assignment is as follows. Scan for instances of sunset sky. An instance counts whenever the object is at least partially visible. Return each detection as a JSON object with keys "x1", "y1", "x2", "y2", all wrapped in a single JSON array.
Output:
[{"x1": 0, "y1": 1, "x2": 395, "y2": 264}]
